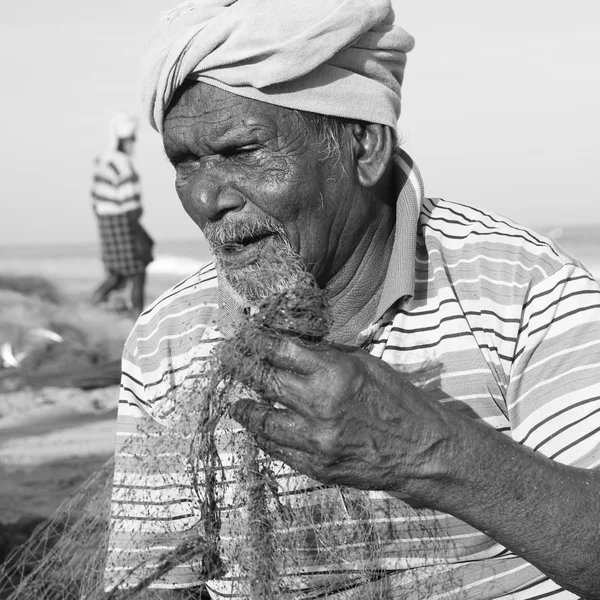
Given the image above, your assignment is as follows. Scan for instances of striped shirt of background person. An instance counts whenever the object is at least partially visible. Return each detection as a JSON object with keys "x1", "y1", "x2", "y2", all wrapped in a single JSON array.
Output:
[
  {"x1": 92, "y1": 150, "x2": 141, "y2": 216},
  {"x1": 104, "y1": 179, "x2": 600, "y2": 597}
]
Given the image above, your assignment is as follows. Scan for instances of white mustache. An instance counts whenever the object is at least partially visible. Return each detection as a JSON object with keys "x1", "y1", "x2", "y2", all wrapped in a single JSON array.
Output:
[{"x1": 203, "y1": 217, "x2": 287, "y2": 249}]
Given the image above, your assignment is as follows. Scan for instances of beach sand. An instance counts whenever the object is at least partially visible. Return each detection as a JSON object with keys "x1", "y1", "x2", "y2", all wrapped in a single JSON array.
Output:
[
  {"x1": 0, "y1": 265, "x2": 190, "y2": 566},
  {"x1": 0, "y1": 385, "x2": 118, "y2": 525}
]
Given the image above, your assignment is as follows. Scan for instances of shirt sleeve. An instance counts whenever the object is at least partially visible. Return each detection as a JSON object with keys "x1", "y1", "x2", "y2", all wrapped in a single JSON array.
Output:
[
  {"x1": 104, "y1": 349, "x2": 207, "y2": 592},
  {"x1": 506, "y1": 263, "x2": 600, "y2": 469}
]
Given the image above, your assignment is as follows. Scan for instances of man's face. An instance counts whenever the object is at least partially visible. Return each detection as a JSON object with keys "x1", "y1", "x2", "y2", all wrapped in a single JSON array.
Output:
[{"x1": 162, "y1": 82, "x2": 362, "y2": 306}]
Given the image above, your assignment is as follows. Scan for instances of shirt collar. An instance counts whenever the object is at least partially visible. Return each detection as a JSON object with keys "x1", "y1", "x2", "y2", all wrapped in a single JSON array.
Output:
[
  {"x1": 218, "y1": 149, "x2": 424, "y2": 337},
  {"x1": 374, "y1": 149, "x2": 424, "y2": 322}
]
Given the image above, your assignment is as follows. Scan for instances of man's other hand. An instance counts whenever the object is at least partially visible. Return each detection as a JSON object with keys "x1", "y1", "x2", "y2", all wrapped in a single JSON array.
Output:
[{"x1": 229, "y1": 336, "x2": 457, "y2": 493}]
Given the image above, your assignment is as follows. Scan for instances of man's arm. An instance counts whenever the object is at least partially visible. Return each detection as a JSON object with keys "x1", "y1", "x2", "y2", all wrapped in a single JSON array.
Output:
[{"x1": 230, "y1": 265, "x2": 600, "y2": 598}]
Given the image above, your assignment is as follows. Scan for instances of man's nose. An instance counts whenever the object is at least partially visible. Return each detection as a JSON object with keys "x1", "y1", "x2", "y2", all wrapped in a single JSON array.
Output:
[{"x1": 189, "y1": 175, "x2": 246, "y2": 222}]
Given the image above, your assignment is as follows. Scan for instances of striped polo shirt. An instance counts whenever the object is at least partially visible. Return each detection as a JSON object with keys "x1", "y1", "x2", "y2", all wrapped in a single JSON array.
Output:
[
  {"x1": 105, "y1": 156, "x2": 600, "y2": 599},
  {"x1": 92, "y1": 150, "x2": 142, "y2": 216}
]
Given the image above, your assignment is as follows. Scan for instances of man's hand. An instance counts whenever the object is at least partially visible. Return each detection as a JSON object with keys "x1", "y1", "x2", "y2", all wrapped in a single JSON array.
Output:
[
  {"x1": 228, "y1": 334, "x2": 600, "y2": 598},
  {"x1": 229, "y1": 336, "x2": 456, "y2": 493}
]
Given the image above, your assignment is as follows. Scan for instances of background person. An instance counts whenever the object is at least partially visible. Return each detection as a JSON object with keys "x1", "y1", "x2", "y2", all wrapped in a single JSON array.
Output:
[{"x1": 91, "y1": 112, "x2": 154, "y2": 316}]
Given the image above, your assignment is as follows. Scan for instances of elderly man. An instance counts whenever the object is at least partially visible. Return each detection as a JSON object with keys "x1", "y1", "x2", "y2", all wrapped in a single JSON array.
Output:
[{"x1": 105, "y1": 1, "x2": 600, "y2": 598}]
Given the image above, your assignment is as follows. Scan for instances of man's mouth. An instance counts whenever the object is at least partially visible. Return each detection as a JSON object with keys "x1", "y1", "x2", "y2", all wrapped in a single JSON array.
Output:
[{"x1": 217, "y1": 232, "x2": 273, "y2": 267}]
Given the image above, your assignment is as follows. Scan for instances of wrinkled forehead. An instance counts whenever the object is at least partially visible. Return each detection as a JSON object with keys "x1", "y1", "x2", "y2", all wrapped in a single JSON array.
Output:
[
  {"x1": 165, "y1": 81, "x2": 306, "y2": 133},
  {"x1": 162, "y1": 80, "x2": 311, "y2": 151}
]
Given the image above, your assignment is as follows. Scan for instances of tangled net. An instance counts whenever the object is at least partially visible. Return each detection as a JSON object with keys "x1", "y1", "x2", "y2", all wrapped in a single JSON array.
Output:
[
  {"x1": 0, "y1": 277, "x2": 463, "y2": 599},
  {"x1": 0, "y1": 459, "x2": 114, "y2": 599}
]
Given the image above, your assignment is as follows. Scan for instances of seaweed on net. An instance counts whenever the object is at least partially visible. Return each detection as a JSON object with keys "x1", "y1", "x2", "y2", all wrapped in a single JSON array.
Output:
[
  {"x1": 95, "y1": 278, "x2": 334, "y2": 598},
  {"x1": 212, "y1": 278, "x2": 332, "y2": 599},
  {"x1": 214, "y1": 279, "x2": 331, "y2": 392},
  {"x1": 0, "y1": 275, "x2": 466, "y2": 600}
]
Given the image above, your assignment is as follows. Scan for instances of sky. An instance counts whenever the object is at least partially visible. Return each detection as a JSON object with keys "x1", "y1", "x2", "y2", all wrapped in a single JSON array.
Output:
[{"x1": 1, "y1": 0, "x2": 599, "y2": 246}]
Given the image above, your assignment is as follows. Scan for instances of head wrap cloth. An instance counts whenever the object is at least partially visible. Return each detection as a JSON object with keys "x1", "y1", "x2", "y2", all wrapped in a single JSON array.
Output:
[
  {"x1": 108, "y1": 112, "x2": 138, "y2": 151},
  {"x1": 142, "y1": 0, "x2": 414, "y2": 133}
]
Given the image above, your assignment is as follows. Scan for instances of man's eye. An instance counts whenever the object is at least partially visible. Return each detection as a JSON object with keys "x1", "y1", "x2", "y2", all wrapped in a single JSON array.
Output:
[
  {"x1": 223, "y1": 145, "x2": 260, "y2": 158},
  {"x1": 173, "y1": 157, "x2": 201, "y2": 184},
  {"x1": 176, "y1": 160, "x2": 197, "y2": 173},
  {"x1": 169, "y1": 153, "x2": 198, "y2": 168}
]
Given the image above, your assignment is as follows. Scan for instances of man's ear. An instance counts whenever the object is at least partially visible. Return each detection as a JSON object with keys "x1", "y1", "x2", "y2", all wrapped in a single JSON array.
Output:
[{"x1": 350, "y1": 123, "x2": 394, "y2": 188}]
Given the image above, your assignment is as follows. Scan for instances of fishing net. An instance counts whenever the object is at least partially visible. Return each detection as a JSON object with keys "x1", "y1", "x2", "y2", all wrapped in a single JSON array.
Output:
[
  {"x1": 0, "y1": 277, "x2": 463, "y2": 599},
  {"x1": 0, "y1": 458, "x2": 114, "y2": 599}
]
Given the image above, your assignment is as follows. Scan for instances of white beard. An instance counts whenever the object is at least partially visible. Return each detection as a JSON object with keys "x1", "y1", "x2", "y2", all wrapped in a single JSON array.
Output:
[{"x1": 203, "y1": 217, "x2": 309, "y2": 309}]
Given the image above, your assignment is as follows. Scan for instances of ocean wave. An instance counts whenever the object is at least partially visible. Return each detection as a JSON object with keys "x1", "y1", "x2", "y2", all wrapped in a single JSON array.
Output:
[{"x1": 147, "y1": 254, "x2": 208, "y2": 277}]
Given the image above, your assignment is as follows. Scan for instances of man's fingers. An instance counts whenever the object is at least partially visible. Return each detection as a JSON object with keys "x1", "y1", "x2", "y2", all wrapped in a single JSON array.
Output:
[
  {"x1": 254, "y1": 437, "x2": 316, "y2": 479},
  {"x1": 258, "y1": 368, "x2": 317, "y2": 417},
  {"x1": 263, "y1": 336, "x2": 366, "y2": 373},
  {"x1": 229, "y1": 398, "x2": 312, "y2": 451},
  {"x1": 261, "y1": 335, "x2": 328, "y2": 374}
]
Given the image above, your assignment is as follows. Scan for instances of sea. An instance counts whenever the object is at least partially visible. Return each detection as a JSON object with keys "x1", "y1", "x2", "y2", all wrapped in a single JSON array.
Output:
[
  {"x1": 0, "y1": 238, "x2": 214, "y2": 304},
  {"x1": 0, "y1": 224, "x2": 599, "y2": 303}
]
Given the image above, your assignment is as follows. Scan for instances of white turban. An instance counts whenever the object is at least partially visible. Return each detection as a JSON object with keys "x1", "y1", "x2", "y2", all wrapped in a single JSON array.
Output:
[
  {"x1": 108, "y1": 112, "x2": 138, "y2": 150},
  {"x1": 141, "y1": 0, "x2": 415, "y2": 133}
]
